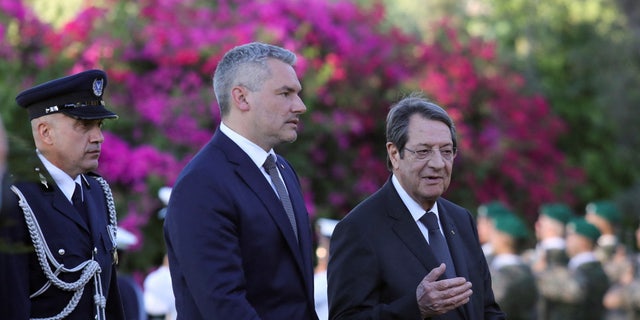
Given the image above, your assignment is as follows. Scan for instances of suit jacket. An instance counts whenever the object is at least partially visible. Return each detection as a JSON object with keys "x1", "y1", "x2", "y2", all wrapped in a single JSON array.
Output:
[
  {"x1": 327, "y1": 179, "x2": 504, "y2": 320},
  {"x1": 0, "y1": 156, "x2": 124, "y2": 319},
  {"x1": 163, "y1": 128, "x2": 318, "y2": 320}
]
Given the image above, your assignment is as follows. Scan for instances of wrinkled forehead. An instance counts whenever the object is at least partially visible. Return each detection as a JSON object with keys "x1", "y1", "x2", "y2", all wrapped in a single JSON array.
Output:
[{"x1": 406, "y1": 116, "x2": 453, "y2": 146}]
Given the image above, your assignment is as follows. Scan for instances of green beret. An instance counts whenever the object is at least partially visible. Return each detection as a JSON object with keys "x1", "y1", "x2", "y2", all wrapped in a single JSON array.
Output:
[
  {"x1": 539, "y1": 203, "x2": 573, "y2": 224},
  {"x1": 586, "y1": 200, "x2": 620, "y2": 224},
  {"x1": 477, "y1": 201, "x2": 510, "y2": 219},
  {"x1": 493, "y1": 213, "x2": 530, "y2": 239},
  {"x1": 568, "y1": 217, "x2": 601, "y2": 242}
]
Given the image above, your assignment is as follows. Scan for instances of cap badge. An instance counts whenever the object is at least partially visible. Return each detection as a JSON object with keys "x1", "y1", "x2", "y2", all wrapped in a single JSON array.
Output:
[{"x1": 92, "y1": 78, "x2": 104, "y2": 97}]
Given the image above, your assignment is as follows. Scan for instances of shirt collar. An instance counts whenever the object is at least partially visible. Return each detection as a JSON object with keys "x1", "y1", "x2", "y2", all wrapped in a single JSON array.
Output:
[
  {"x1": 491, "y1": 254, "x2": 523, "y2": 270},
  {"x1": 568, "y1": 251, "x2": 598, "y2": 270},
  {"x1": 391, "y1": 174, "x2": 440, "y2": 223},
  {"x1": 37, "y1": 149, "x2": 81, "y2": 202},
  {"x1": 219, "y1": 122, "x2": 274, "y2": 168}
]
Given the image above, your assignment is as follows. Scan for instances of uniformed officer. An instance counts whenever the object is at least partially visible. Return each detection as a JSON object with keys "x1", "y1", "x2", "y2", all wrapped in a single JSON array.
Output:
[
  {"x1": 0, "y1": 69, "x2": 125, "y2": 319},
  {"x1": 585, "y1": 200, "x2": 629, "y2": 284},
  {"x1": 488, "y1": 212, "x2": 538, "y2": 320},
  {"x1": 527, "y1": 203, "x2": 574, "y2": 271},
  {"x1": 536, "y1": 217, "x2": 610, "y2": 320},
  {"x1": 603, "y1": 221, "x2": 640, "y2": 320},
  {"x1": 524, "y1": 202, "x2": 574, "y2": 320},
  {"x1": 476, "y1": 200, "x2": 511, "y2": 264}
]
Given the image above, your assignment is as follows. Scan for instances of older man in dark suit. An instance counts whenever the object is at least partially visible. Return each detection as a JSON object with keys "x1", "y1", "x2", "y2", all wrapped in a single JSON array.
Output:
[
  {"x1": 0, "y1": 70, "x2": 124, "y2": 319},
  {"x1": 164, "y1": 42, "x2": 317, "y2": 320},
  {"x1": 328, "y1": 94, "x2": 505, "y2": 320}
]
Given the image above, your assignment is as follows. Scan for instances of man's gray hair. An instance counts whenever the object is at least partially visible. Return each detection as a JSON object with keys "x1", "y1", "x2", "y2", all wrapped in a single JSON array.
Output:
[
  {"x1": 213, "y1": 42, "x2": 296, "y2": 116},
  {"x1": 385, "y1": 92, "x2": 457, "y2": 170}
]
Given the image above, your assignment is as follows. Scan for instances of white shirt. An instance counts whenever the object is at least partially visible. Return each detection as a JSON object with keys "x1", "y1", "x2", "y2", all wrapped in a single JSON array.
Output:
[
  {"x1": 37, "y1": 149, "x2": 82, "y2": 203},
  {"x1": 391, "y1": 174, "x2": 444, "y2": 244},
  {"x1": 219, "y1": 122, "x2": 283, "y2": 195},
  {"x1": 568, "y1": 251, "x2": 598, "y2": 271},
  {"x1": 314, "y1": 270, "x2": 329, "y2": 320},
  {"x1": 143, "y1": 265, "x2": 176, "y2": 320},
  {"x1": 491, "y1": 254, "x2": 523, "y2": 270}
]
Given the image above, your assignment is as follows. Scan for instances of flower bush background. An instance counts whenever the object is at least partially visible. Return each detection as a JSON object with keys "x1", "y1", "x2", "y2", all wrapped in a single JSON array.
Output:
[{"x1": 1, "y1": 0, "x2": 586, "y2": 273}]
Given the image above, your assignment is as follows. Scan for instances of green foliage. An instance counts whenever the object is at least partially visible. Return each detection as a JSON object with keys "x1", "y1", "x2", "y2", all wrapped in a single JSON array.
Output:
[
  {"x1": 0, "y1": 0, "x2": 593, "y2": 273},
  {"x1": 384, "y1": 0, "x2": 640, "y2": 216}
]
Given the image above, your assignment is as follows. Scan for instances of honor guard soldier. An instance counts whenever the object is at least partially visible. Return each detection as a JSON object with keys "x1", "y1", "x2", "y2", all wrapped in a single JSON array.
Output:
[
  {"x1": 536, "y1": 217, "x2": 610, "y2": 320},
  {"x1": 488, "y1": 212, "x2": 538, "y2": 320},
  {"x1": 0, "y1": 70, "x2": 125, "y2": 319}
]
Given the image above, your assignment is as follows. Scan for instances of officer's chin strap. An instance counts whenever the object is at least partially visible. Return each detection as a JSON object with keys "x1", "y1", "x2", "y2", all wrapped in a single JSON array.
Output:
[{"x1": 11, "y1": 186, "x2": 107, "y2": 320}]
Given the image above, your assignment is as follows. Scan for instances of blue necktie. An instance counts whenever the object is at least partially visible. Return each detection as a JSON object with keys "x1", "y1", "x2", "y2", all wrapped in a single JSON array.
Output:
[{"x1": 420, "y1": 211, "x2": 456, "y2": 279}]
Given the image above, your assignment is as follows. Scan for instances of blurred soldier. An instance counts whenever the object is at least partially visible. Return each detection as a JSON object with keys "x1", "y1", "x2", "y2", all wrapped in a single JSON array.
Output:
[
  {"x1": 585, "y1": 200, "x2": 629, "y2": 284},
  {"x1": 144, "y1": 254, "x2": 176, "y2": 320},
  {"x1": 488, "y1": 212, "x2": 538, "y2": 320},
  {"x1": 527, "y1": 203, "x2": 574, "y2": 272},
  {"x1": 144, "y1": 186, "x2": 176, "y2": 320},
  {"x1": 477, "y1": 200, "x2": 511, "y2": 264},
  {"x1": 313, "y1": 218, "x2": 338, "y2": 320},
  {"x1": 115, "y1": 227, "x2": 146, "y2": 320},
  {"x1": 536, "y1": 217, "x2": 610, "y2": 320},
  {"x1": 603, "y1": 222, "x2": 640, "y2": 320},
  {"x1": 525, "y1": 203, "x2": 573, "y2": 320},
  {"x1": 0, "y1": 70, "x2": 125, "y2": 319}
]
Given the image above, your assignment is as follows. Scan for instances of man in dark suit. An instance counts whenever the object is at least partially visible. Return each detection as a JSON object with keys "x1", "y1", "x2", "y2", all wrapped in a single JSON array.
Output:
[
  {"x1": 164, "y1": 42, "x2": 318, "y2": 320},
  {"x1": 0, "y1": 70, "x2": 125, "y2": 319},
  {"x1": 327, "y1": 94, "x2": 505, "y2": 320}
]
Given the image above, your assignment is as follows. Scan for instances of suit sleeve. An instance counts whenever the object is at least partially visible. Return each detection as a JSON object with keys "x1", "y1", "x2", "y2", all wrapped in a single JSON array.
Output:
[{"x1": 327, "y1": 219, "x2": 421, "y2": 320}]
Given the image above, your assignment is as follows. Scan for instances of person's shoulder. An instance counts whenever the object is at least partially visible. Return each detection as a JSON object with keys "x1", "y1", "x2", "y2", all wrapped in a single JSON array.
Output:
[
  {"x1": 344, "y1": 185, "x2": 389, "y2": 217},
  {"x1": 10, "y1": 153, "x2": 50, "y2": 186},
  {"x1": 437, "y1": 197, "x2": 467, "y2": 210},
  {"x1": 437, "y1": 197, "x2": 472, "y2": 216}
]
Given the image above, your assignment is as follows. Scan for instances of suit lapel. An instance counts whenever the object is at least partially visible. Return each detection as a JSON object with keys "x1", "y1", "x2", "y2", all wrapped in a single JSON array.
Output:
[
  {"x1": 383, "y1": 181, "x2": 442, "y2": 272},
  {"x1": 46, "y1": 177, "x2": 91, "y2": 233},
  {"x1": 437, "y1": 202, "x2": 470, "y2": 281},
  {"x1": 437, "y1": 200, "x2": 473, "y2": 320},
  {"x1": 83, "y1": 178, "x2": 104, "y2": 244},
  {"x1": 385, "y1": 182, "x2": 473, "y2": 320},
  {"x1": 279, "y1": 157, "x2": 316, "y2": 300},
  {"x1": 29, "y1": 157, "x2": 91, "y2": 233},
  {"x1": 214, "y1": 131, "x2": 305, "y2": 268}
]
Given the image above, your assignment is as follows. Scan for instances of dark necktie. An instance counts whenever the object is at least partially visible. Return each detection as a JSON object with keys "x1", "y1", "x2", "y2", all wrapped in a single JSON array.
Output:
[
  {"x1": 420, "y1": 211, "x2": 456, "y2": 279},
  {"x1": 263, "y1": 155, "x2": 298, "y2": 241},
  {"x1": 72, "y1": 182, "x2": 89, "y2": 225}
]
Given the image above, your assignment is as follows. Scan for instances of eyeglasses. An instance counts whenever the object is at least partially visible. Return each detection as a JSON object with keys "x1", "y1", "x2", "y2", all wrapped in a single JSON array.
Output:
[{"x1": 403, "y1": 146, "x2": 457, "y2": 161}]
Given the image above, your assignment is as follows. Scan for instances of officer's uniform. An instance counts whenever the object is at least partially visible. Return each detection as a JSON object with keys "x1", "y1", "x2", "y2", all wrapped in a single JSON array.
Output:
[
  {"x1": 489, "y1": 213, "x2": 538, "y2": 320},
  {"x1": 536, "y1": 218, "x2": 610, "y2": 320},
  {"x1": 586, "y1": 200, "x2": 629, "y2": 283},
  {"x1": 0, "y1": 70, "x2": 125, "y2": 319}
]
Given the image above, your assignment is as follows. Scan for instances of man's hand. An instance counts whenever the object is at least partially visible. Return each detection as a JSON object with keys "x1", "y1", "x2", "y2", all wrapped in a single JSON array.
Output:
[{"x1": 416, "y1": 263, "x2": 473, "y2": 318}]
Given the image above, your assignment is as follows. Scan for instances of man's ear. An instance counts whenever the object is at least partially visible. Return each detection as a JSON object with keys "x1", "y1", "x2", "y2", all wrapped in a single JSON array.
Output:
[
  {"x1": 231, "y1": 85, "x2": 251, "y2": 112},
  {"x1": 36, "y1": 121, "x2": 54, "y2": 145},
  {"x1": 387, "y1": 142, "x2": 400, "y2": 170}
]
